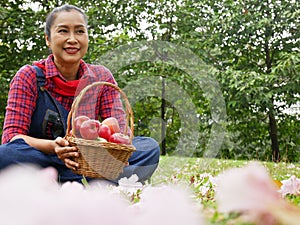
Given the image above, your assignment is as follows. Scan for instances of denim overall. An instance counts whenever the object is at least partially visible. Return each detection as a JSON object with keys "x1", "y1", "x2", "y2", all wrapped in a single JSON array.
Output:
[{"x1": 0, "y1": 67, "x2": 160, "y2": 183}]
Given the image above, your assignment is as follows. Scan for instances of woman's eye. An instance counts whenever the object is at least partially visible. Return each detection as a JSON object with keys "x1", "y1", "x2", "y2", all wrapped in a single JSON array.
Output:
[
  {"x1": 77, "y1": 30, "x2": 86, "y2": 34},
  {"x1": 58, "y1": 29, "x2": 68, "y2": 33}
]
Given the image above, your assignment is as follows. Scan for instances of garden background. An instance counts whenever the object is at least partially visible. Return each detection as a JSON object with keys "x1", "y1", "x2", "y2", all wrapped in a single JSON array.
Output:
[
  {"x1": 1, "y1": 1, "x2": 300, "y2": 224},
  {"x1": 0, "y1": 0, "x2": 299, "y2": 162}
]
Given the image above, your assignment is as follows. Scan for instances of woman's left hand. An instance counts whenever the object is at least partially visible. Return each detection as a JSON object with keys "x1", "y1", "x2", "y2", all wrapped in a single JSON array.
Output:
[{"x1": 54, "y1": 137, "x2": 80, "y2": 171}]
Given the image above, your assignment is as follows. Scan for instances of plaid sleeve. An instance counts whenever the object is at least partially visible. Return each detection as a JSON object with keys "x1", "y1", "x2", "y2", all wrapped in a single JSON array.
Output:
[{"x1": 2, "y1": 66, "x2": 37, "y2": 143}]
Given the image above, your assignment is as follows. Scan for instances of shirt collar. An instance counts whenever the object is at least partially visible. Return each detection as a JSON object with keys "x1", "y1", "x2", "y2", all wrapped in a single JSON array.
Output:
[
  {"x1": 33, "y1": 54, "x2": 97, "y2": 81},
  {"x1": 45, "y1": 54, "x2": 92, "y2": 80}
]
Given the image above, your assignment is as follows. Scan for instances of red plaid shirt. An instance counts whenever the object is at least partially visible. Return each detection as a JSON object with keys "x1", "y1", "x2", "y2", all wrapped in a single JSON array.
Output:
[{"x1": 2, "y1": 54, "x2": 126, "y2": 143}]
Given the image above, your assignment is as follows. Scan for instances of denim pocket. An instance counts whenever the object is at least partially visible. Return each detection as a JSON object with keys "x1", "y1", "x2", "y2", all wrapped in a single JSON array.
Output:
[{"x1": 42, "y1": 109, "x2": 64, "y2": 139}]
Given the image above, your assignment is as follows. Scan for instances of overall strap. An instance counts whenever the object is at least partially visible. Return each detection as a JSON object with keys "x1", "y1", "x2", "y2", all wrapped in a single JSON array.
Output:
[
  {"x1": 33, "y1": 66, "x2": 46, "y2": 88},
  {"x1": 32, "y1": 66, "x2": 68, "y2": 137}
]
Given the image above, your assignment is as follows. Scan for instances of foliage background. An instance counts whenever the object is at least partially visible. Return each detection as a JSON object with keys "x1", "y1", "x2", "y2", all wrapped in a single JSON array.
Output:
[{"x1": 0, "y1": 0, "x2": 299, "y2": 162}]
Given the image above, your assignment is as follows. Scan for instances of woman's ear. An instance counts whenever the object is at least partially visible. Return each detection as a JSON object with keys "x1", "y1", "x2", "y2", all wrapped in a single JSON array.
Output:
[{"x1": 45, "y1": 34, "x2": 50, "y2": 47}]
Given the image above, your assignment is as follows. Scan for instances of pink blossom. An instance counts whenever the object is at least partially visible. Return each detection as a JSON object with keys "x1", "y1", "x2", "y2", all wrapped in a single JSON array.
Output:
[
  {"x1": 279, "y1": 175, "x2": 300, "y2": 197},
  {"x1": 0, "y1": 165, "x2": 59, "y2": 225},
  {"x1": 39, "y1": 167, "x2": 58, "y2": 182},
  {"x1": 131, "y1": 185, "x2": 205, "y2": 225},
  {"x1": 215, "y1": 161, "x2": 283, "y2": 213},
  {"x1": 0, "y1": 164, "x2": 205, "y2": 225},
  {"x1": 214, "y1": 162, "x2": 300, "y2": 225}
]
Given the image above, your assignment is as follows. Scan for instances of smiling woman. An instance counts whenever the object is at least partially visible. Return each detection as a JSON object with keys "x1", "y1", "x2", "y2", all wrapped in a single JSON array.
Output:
[
  {"x1": 44, "y1": 6, "x2": 89, "y2": 80},
  {"x1": 0, "y1": 4, "x2": 160, "y2": 184}
]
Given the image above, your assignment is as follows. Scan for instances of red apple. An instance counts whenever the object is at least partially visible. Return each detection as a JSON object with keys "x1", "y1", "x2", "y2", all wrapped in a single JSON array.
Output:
[
  {"x1": 98, "y1": 123, "x2": 111, "y2": 141},
  {"x1": 109, "y1": 132, "x2": 131, "y2": 145},
  {"x1": 102, "y1": 117, "x2": 121, "y2": 134},
  {"x1": 80, "y1": 119, "x2": 101, "y2": 140},
  {"x1": 74, "y1": 115, "x2": 90, "y2": 136}
]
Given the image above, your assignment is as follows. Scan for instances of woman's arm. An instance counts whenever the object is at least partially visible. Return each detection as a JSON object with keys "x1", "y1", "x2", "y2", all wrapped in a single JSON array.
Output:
[
  {"x1": 3, "y1": 66, "x2": 79, "y2": 170},
  {"x1": 10, "y1": 135, "x2": 79, "y2": 170},
  {"x1": 2, "y1": 66, "x2": 37, "y2": 144},
  {"x1": 11, "y1": 134, "x2": 57, "y2": 154}
]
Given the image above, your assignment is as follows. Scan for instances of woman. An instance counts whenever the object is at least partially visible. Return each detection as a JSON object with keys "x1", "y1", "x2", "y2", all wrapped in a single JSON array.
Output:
[{"x1": 0, "y1": 4, "x2": 160, "y2": 183}]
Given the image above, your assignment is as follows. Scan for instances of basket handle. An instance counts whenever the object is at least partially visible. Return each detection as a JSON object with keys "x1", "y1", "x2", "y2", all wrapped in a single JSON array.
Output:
[{"x1": 66, "y1": 81, "x2": 134, "y2": 142}]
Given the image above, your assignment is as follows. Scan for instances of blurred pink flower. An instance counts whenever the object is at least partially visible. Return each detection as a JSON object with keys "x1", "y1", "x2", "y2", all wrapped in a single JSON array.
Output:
[
  {"x1": 0, "y1": 165, "x2": 59, "y2": 225},
  {"x1": 279, "y1": 175, "x2": 300, "y2": 197},
  {"x1": 216, "y1": 161, "x2": 282, "y2": 214},
  {"x1": 131, "y1": 185, "x2": 205, "y2": 225},
  {"x1": 39, "y1": 167, "x2": 58, "y2": 181},
  {"x1": 215, "y1": 161, "x2": 300, "y2": 225},
  {"x1": 0, "y1": 165, "x2": 205, "y2": 225}
]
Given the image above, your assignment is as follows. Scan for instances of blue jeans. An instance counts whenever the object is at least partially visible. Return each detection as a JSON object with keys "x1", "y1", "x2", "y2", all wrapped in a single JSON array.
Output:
[{"x1": 0, "y1": 136, "x2": 160, "y2": 184}]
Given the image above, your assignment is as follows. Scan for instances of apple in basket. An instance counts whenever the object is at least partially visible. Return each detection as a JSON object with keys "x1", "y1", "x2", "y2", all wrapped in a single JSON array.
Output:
[
  {"x1": 98, "y1": 123, "x2": 111, "y2": 141},
  {"x1": 80, "y1": 119, "x2": 101, "y2": 140},
  {"x1": 74, "y1": 115, "x2": 90, "y2": 130},
  {"x1": 102, "y1": 117, "x2": 120, "y2": 134},
  {"x1": 74, "y1": 115, "x2": 90, "y2": 136},
  {"x1": 109, "y1": 132, "x2": 131, "y2": 145}
]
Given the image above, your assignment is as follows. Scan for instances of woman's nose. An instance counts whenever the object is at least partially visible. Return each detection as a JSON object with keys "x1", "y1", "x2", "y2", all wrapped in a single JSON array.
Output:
[{"x1": 67, "y1": 32, "x2": 78, "y2": 43}]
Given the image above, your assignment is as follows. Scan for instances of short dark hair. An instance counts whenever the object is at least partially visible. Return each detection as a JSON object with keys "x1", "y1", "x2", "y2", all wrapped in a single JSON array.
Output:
[{"x1": 45, "y1": 4, "x2": 88, "y2": 40}]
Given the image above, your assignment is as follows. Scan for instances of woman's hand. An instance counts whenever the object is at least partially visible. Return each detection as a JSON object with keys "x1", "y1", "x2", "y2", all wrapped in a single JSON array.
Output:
[{"x1": 54, "y1": 137, "x2": 80, "y2": 171}]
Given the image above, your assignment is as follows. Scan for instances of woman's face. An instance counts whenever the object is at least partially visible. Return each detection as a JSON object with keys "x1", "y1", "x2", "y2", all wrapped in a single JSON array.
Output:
[{"x1": 45, "y1": 10, "x2": 88, "y2": 66}]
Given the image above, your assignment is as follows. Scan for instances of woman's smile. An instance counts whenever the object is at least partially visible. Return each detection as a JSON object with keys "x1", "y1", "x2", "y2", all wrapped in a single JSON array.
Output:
[{"x1": 64, "y1": 47, "x2": 80, "y2": 54}]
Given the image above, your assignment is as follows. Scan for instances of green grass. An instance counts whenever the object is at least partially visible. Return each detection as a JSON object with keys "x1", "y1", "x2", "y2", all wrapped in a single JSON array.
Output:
[
  {"x1": 150, "y1": 156, "x2": 300, "y2": 225},
  {"x1": 152, "y1": 156, "x2": 300, "y2": 184}
]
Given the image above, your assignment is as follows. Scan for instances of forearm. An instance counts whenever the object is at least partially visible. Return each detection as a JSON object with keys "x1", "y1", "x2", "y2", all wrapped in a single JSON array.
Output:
[
  {"x1": 10, "y1": 135, "x2": 80, "y2": 170},
  {"x1": 10, "y1": 135, "x2": 56, "y2": 154}
]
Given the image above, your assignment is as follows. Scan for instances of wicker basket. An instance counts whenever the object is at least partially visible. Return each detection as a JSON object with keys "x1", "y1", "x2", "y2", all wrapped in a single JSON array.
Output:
[{"x1": 65, "y1": 81, "x2": 136, "y2": 180}]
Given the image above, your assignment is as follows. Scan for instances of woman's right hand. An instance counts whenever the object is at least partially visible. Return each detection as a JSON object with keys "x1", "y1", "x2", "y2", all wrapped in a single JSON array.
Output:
[{"x1": 54, "y1": 137, "x2": 80, "y2": 171}]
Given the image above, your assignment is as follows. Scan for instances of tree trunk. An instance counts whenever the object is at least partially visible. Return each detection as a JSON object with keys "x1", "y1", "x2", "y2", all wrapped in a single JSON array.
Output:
[
  {"x1": 268, "y1": 109, "x2": 280, "y2": 162},
  {"x1": 264, "y1": 29, "x2": 280, "y2": 162},
  {"x1": 161, "y1": 77, "x2": 166, "y2": 155}
]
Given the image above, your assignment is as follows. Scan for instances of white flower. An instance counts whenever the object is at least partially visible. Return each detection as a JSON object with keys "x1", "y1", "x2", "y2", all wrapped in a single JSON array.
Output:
[
  {"x1": 287, "y1": 164, "x2": 296, "y2": 169},
  {"x1": 118, "y1": 174, "x2": 143, "y2": 194},
  {"x1": 198, "y1": 185, "x2": 210, "y2": 196}
]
